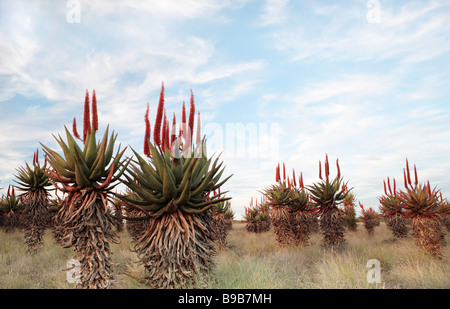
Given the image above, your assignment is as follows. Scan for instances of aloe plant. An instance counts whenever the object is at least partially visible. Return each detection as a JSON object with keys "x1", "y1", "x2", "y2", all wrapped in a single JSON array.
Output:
[
  {"x1": 14, "y1": 149, "x2": 52, "y2": 252},
  {"x1": 41, "y1": 90, "x2": 129, "y2": 288},
  {"x1": 307, "y1": 155, "x2": 349, "y2": 250},
  {"x1": 396, "y1": 159, "x2": 447, "y2": 258},
  {"x1": 119, "y1": 84, "x2": 232, "y2": 288}
]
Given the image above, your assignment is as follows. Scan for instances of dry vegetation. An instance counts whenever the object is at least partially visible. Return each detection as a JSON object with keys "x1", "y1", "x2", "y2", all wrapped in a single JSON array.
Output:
[{"x1": 1, "y1": 221, "x2": 449, "y2": 289}]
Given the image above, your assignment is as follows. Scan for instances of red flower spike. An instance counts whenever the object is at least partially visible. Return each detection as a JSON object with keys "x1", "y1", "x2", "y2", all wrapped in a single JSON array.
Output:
[
  {"x1": 161, "y1": 110, "x2": 168, "y2": 151},
  {"x1": 359, "y1": 201, "x2": 364, "y2": 210},
  {"x1": 182, "y1": 101, "x2": 186, "y2": 134},
  {"x1": 287, "y1": 178, "x2": 291, "y2": 187},
  {"x1": 403, "y1": 169, "x2": 408, "y2": 189},
  {"x1": 144, "y1": 103, "x2": 151, "y2": 157},
  {"x1": 171, "y1": 113, "x2": 177, "y2": 145},
  {"x1": 427, "y1": 181, "x2": 432, "y2": 198},
  {"x1": 83, "y1": 89, "x2": 91, "y2": 142},
  {"x1": 196, "y1": 112, "x2": 201, "y2": 145},
  {"x1": 292, "y1": 170, "x2": 297, "y2": 187},
  {"x1": 92, "y1": 89, "x2": 98, "y2": 132},
  {"x1": 299, "y1": 172, "x2": 304, "y2": 188},
  {"x1": 283, "y1": 162, "x2": 286, "y2": 181},
  {"x1": 406, "y1": 159, "x2": 412, "y2": 185},
  {"x1": 383, "y1": 180, "x2": 387, "y2": 195},
  {"x1": 165, "y1": 114, "x2": 170, "y2": 151},
  {"x1": 188, "y1": 89, "x2": 195, "y2": 145},
  {"x1": 414, "y1": 164, "x2": 418, "y2": 186},
  {"x1": 319, "y1": 160, "x2": 322, "y2": 180},
  {"x1": 73, "y1": 117, "x2": 81, "y2": 140},
  {"x1": 275, "y1": 163, "x2": 280, "y2": 182},
  {"x1": 153, "y1": 82, "x2": 165, "y2": 147},
  {"x1": 387, "y1": 177, "x2": 392, "y2": 195},
  {"x1": 336, "y1": 159, "x2": 341, "y2": 179}
]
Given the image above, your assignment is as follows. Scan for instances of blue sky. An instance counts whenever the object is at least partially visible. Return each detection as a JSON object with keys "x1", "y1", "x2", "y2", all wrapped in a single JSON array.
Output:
[{"x1": 1, "y1": 0, "x2": 450, "y2": 219}]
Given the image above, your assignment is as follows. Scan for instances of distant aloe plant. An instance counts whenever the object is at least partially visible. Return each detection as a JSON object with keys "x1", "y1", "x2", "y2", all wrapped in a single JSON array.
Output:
[
  {"x1": 14, "y1": 149, "x2": 52, "y2": 252},
  {"x1": 379, "y1": 177, "x2": 409, "y2": 239},
  {"x1": 396, "y1": 159, "x2": 447, "y2": 258},
  {"x1": 307, "y1": 155, "x2": 349, "y2": 250}
]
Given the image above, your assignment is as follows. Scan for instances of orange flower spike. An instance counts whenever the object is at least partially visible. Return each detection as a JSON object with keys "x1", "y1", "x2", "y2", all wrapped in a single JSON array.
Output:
[{"x1": 92, "y1": 89, "x2": 98, "y2": 132}]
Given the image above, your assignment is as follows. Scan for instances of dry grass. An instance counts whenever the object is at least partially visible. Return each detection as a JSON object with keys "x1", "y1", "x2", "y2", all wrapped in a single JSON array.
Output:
[{"x1": 0, "y1": 221, "x2": 449, "y2": 289}]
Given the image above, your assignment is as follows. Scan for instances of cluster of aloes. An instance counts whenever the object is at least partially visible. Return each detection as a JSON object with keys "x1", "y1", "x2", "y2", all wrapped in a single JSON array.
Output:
[
  {"x1": 359, "y1": 202, "x2": 379, "y2": 236},
  {"x1": 307, "y1": 155, "x2": 349, "y2": 251},
  {"x1": 379, "y1": 177, "x2": 409, "y2": 239},
  {"x1": 243, "y1": 197, "x2": 271, "y2": 233},
  {"x1": 0, "y1": 185, "x2": 23, "y2": 233},
  {"x1": 2, "y1": 85, "x2": 231, "y2": 289},
  {"x1": 262, "y1": 163, "x2": 316, "y2": 247},
  {"x1": 210, "y1": 190, "x2": 233, "y2": 246},
  {"x1": 14, "y1": 149, "x2": 52, "y2": 252},
  {"x1": 118, "y1": 84, "x2": 232, "y2": 288},
  {"x1": 342, "y1": 187, "x2": 357, "y2": 232},
  {"x1": 394, "y1": 159, "x2": 448, "y2": 259}
]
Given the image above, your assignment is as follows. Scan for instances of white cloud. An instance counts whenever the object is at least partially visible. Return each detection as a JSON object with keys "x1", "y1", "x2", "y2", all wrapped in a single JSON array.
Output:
[{"x1": 257, "y1": 0, "x2": 290, "y2": 27}]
